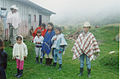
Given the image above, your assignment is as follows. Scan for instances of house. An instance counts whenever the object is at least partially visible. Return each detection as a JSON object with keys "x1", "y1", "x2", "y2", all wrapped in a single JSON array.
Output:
[{"x1": 0, "y1": 0, "x2": 55, "y2": 39}]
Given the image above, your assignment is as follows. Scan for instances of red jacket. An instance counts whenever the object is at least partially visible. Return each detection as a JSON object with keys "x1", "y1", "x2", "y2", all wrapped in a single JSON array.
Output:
[{"x1": 32, "y1": 27, "x2": 47, "y2": 39}]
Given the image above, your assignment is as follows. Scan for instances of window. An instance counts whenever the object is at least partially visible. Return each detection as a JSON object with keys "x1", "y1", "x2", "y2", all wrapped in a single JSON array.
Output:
[{"x1": 34, "y1": 15, "x2": 36, "y2": 22}]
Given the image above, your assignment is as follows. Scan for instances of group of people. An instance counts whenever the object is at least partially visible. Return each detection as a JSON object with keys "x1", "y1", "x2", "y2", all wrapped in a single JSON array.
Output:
[{"x1": 0, "y1": 5, "x2": 100, "y2": 79}]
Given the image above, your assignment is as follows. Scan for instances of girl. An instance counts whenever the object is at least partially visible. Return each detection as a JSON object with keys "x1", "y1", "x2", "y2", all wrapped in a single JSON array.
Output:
[
  {"x1": 51, "y1": 27, "x2": 67, "y2": 70},
  {"x1": 13, "y1": 35, "x2": 28, "y2": 78},
  {"x1": 0, "y1": 39, "x2": 7, "y2": 79},
  {"x1": 42, "y1": 22, "x2": 55, "y2": 66},
  {"x1": 72, "y1": 22, "x2": 100, "y2": 77},
  {"x1": 33, "y1": 30, "x2": 44, "y2": 64}
]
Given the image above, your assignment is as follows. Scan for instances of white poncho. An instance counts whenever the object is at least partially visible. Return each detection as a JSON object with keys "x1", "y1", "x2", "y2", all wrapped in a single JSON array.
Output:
[
  {"x1": 72, "y1": 32, "x2": 100, "y2": 61},
  {"x1": 7, "y1": 11, "x2": 21, "y2": 29},
  {"x1": 13, "y1": 35, "x2": 28, "y2": 61}
]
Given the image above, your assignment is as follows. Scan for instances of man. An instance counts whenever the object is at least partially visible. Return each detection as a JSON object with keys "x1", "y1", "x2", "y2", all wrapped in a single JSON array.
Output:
[
  {"x1": 7, "y1": 5, "x2": 21, "y2": 47},
  {"x1": 0, "y1": 8, "x2": 8, "y2": 40}
]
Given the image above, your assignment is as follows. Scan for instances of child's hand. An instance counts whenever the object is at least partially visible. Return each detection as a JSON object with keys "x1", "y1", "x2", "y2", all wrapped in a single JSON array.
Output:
[
  {"x1": 24, "y1": 56, "x2": 27, "y2": 60},
  {"x1": 38, "y1": 42, "x2": 41, "y2": 44},
  {"x1": 53, "y1": 38, "x2": 57, "y2": 40},
  {"x1": 63, "y1": 51, "x2": 65, "y2": 55},
  {"x1": 12, "y1": 57, "x2": 16, "y2": 60},
  {"x1": 94, "y1": 52, "x2": 99, "y2": 56}
]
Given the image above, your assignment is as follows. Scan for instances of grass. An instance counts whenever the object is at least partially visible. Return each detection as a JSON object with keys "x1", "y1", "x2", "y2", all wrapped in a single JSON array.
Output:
[{"x1": 5, "y1": 25, "x2": 119, "y2": 79}]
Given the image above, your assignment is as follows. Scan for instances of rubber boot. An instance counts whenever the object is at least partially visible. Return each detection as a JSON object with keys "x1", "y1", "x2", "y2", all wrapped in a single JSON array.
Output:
[
  {"x1": 36, "y1": 57, "x2": 39, "y2": 64},
  {"x1": 17, "y1": 70, "x2": 23, "y2": 78},
  {"x1": 78, "y1": 68, "x2": 83, "y2": 76},
  {"x1": 14, "y1": 68, "x2": 19, "y2": 77},
  {"x1": 53, "y1": 63, "x2": 57, "y2": 67},
  {"x1": 58, "y1": 64, "x2": 62, "y2": 71},
  {"x1": 87, "y1": 68, "x2": 91, "y2": 78},
  {"x1": 45, "y1": 58, "x2": 49, "y2": 66},
  {"x1": 40, "y1": 58, "x2": 43, "y2": 64},
  {"x1": 49, "y1": 59, "x2": 53, "y2": 66}
]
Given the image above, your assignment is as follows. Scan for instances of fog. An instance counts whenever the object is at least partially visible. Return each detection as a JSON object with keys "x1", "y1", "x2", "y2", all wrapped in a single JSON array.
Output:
[{"x1": 31, "y1": 0, "x2": 120, "y2": 25}]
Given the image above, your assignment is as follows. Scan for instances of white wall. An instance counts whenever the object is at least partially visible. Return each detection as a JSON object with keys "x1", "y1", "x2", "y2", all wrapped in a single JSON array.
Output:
[{"x1": 0, "y1": 0, "x2": 51, "y2": 37}]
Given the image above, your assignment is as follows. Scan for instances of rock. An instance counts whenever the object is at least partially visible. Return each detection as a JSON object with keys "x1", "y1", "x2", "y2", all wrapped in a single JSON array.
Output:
[
  {"x1": 115, "y1": 34, "x2": 119, "y2": 42},
  {"x1": 109, "y1": 51, "x2": 115, "y2": 54}
]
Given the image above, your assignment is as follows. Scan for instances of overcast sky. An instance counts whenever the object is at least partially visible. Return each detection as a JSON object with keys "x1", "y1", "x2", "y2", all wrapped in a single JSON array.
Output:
[{"x1": 31, "y1": 0, "x2": 120, "y2": 25}]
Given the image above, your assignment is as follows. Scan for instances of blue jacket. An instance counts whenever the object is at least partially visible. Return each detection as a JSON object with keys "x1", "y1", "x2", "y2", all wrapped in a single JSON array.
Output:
[{"x1": 42, "y1": 30, "x2": 55, "y2": 55}]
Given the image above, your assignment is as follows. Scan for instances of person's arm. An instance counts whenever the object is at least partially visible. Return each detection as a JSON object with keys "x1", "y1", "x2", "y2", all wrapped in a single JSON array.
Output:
[
  {"x1": 33, "y1": 37, "x2": 36, "y2": 44},
  {"x1": 3, "y1": 52, "x2": 7, "y2": 70},
  {"x1": 32, "y1": 28, "x2": 38, "y2": 38},
  {"x1": 41, "y1": 37, "x2": 44, "y2": 44}
]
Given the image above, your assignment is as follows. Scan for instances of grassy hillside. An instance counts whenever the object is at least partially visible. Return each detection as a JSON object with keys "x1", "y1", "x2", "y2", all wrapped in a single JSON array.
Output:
[{"x1": 5, "y1": 25, "x2": 119, "y2": 79}]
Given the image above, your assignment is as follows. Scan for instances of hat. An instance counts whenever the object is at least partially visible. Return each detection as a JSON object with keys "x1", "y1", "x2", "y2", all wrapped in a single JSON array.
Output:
[
  {"x1": 37, "y1": 30, "x2": 41, "y2": 33},
  {"x1": 10, "y1": 5, "x2": 18, "y2": 10},
  {"x1": 83, "y1": 22, "x2": 91, "y2": 27}
]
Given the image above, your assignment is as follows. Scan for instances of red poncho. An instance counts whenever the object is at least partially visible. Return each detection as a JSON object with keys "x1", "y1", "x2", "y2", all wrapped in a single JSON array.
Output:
[
  {"x1": 32, "y1": 27, "x2": 47, "y2": 39},
  {"x1": 72, "y1": 32, "x2": 100, "y2": 61}
]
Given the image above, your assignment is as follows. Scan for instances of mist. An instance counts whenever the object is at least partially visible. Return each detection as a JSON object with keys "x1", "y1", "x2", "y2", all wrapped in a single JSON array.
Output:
[{"x1": 31, "y1": 0, "x2": 120, "y2": 25}]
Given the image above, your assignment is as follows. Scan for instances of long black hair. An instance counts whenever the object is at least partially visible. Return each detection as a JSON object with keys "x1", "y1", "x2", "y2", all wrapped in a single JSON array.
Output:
[{"x1": 47, "y1": 22, "x2": 54, "y2": 30}]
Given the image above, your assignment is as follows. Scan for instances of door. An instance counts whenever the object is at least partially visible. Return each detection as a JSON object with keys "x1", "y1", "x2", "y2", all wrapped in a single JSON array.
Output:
[
  {"x1": 28, "y1": 14, "x2": 31, "y2": 28},
  {"x1": 39, "y1": 15, "x2": 42, "y2": 26}
]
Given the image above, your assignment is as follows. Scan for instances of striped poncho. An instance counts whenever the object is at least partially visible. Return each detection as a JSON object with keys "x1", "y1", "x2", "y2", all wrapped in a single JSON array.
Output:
[{"x1": 72, "y1": 32, "x2": 100, "y2": 61}]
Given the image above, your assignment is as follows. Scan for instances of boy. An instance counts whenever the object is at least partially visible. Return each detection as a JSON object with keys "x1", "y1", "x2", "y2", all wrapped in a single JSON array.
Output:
[
  {"x1": 51, "y1": 27, "x2": 67, "y2": 70},
  {"x1": 72, "y1": 22, "x2": 100, "y2": 77},
  {"x1": 33, "y1": 30, "x2": 44, "y2": 64}
]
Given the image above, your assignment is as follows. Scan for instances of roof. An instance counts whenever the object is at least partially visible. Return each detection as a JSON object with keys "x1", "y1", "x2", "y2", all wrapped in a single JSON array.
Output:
[{"x1": 13, "y1": 0, "x2": 55, "y2": 15}]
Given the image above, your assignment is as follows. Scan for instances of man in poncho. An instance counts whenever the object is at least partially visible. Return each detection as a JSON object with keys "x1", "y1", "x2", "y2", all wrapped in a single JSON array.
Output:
[
  {"x1": 7, "y1": 5, "x2": 21, "y2": 47},
  {"x1": 0, "y1": 8, "x2": 8, "y2": 40},
  {"x1": 72, "y1": 22, "x2": 100, "y2": 77}
]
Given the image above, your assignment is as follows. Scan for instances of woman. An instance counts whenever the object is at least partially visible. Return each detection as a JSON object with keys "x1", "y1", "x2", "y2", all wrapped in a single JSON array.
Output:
[
  {"x1": 32, "y1": 23, "x2": 47, "y2": 40},
  {"x1": 42, "y1": 22, "x2": 55, "y2": 66}
]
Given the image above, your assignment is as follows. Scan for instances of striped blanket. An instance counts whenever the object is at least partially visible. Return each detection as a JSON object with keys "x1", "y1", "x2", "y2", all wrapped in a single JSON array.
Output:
[{"x1": 72, "y1": 32, "x2": 100, "y2": 61}]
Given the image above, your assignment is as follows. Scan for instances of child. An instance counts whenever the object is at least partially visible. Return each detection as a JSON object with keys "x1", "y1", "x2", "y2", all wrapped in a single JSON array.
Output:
[
  {"x1": 13, "y1": 35, "x2": 28, "y2": 78},
  {"x1": 0, "y1": 39, "x2": 7, "y2": 79},
  {"x1": 42, "y1": 22, "x2": 55, "y2": 66},
  {"x1": 33, "y1": 30, "x2": 44, "y2": 64},
  {"x1": 51, "y1": 27, "x2": 67, "y2": 70},
  {"x1": 72, "y1": 22, "x2": 100, "y2": 77}
]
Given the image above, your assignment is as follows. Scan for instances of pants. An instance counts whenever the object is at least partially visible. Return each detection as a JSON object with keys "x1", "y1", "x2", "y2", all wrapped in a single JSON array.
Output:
[
  {"x1": 9, "y1": 24, "x2": 17, "y2": 45},
  {"x1": 16, "y1": 59, "x2": 24, "y2": 70},
  {"x1": 35, "y1": 47, "x2": 43, "y2": 58},
  {"x1": 53, "y1": 49, "x2": 63, "y2": 64},
  {"x1": 80, "y1": 54, "x2": 91, "y2": 69},
  {"x1": 0, "y1": 67, "x2": 6, "y2": 79}
]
